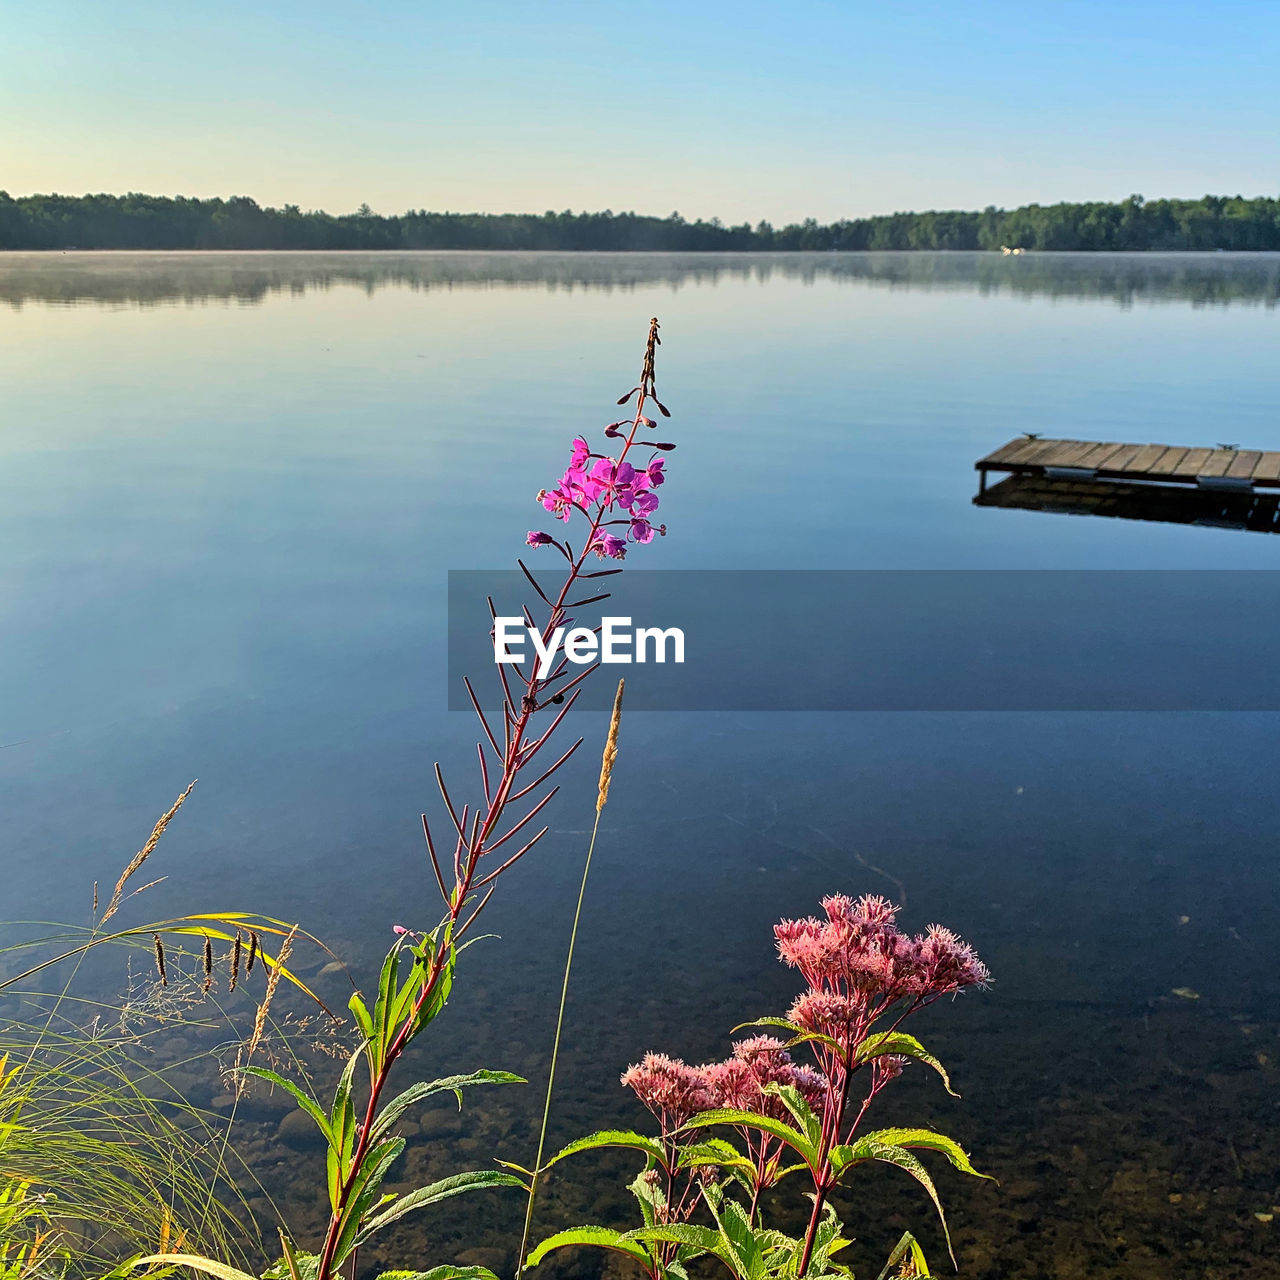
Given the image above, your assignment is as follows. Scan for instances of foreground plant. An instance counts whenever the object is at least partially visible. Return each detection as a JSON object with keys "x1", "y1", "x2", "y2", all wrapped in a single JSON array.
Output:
[
  {"x1": 528, "y1": 895, "x2": 991, "y2": 1279},
  {"x1": 0, "y1": 784, "x2": 334, "y2": 1275},
  {"x1": 133, "y1": 319, "x2": 680, "y2": 1280}
]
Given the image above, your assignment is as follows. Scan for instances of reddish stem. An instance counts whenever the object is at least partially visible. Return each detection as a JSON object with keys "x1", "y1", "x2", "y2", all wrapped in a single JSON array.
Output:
[{"x1": 314, "y1": 323, "x2": 664, "y2": 1280}]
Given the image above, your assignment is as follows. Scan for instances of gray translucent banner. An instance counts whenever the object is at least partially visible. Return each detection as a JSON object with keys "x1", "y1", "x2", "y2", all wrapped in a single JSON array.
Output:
[{"x1": 447, "y1": 570, "x2": 1280, "y2": 711}]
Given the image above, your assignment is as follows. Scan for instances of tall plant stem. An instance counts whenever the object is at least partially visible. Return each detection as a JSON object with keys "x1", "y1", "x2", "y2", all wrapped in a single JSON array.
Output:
[
  {"x1": 314, "y1": 318, "x2": 659, "y2": 1279},
  {"x1": 516, "y1": 806, "x2": 603, "y2": 1276},
  {"x1": 518, "y1": 677, "x2": 623, "y2": 1276}
]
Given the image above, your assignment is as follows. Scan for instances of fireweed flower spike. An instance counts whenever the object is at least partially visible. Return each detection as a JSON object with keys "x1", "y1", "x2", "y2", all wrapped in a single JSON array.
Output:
[{"x1": 312, "y1": 323, "x2": 677, "y2": 1280}]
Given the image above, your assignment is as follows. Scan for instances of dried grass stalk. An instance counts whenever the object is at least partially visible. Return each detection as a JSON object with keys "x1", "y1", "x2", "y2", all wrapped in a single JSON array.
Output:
[
  {"x1": 596, "y1": 679, "x2": 625, "y2": 814},
  {"x1": 101, "y1": 781, "x2": 196, "y2": 924}
]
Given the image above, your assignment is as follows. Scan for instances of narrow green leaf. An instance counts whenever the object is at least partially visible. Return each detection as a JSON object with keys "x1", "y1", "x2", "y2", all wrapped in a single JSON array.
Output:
[
  {"x1": 716, "y1": 1199, "x2": 764, "y2": 1280},
  {"x1": 543, "y1": 1129, "x2": 668, "y2": 1170},
  {"x1": 680, "y1": 1108, "x2": 818, "y2": 1167},
  {"x1": 677, "y1": 1138, "x2": 755, "y2": 1176},
  {"x1": 524, "y1": 1226, "x2": 652, "y2": 1269},
  {"x1": 131, "y1": 1257, "x2": 257, "y2": 1280},
  {"x1": 370, "y1": 1070, "x2": 524, "y2": 1143},
  {"x1": 372, "y1": 946, "x2": 401, "y2": 1060},
  {"x1": 375, "y1": 1270, "x2": 499, "y2": 1280},
  {"x1": 855, "y1": 1033, "x2": 957, "y2": 1097},
  {"x1": 853, "y1": 1127, "x2": 991, "y2": 1180},
  {"x1": 332, "y1": 1138, "x2": 407, "y2": 1263},
  {"x1": 762, "y1": 1083, "x2": 822, "y2": 1150},
  {"x1": 730, "y1": 1016, "x2": 803, "y2": 1036},
  {"x1": 629, "y1": 1224, "x2": 729, "y2": 1265},
  {"x1": 240, "y1": 1068, "x2": 334, "y2": 1146},
  {"x1": 355, "y1": 1170, "x2": 521, "y2": 1246},
  {"x1": 349, "y1": 991, "x2": 374, "y2": 1042},
  {"x1": 875, "y1": 1231, "x2": 931, "y2": 1280},
  {"x1": 835, "y1": 1139, "x2": 954, "y2": 1265}
]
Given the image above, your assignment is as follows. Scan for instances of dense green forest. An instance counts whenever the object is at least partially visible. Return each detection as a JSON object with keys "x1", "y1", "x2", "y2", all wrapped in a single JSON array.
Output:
[{"x1": 1, "y1": 191, "x2": 1278, "y2": 251}]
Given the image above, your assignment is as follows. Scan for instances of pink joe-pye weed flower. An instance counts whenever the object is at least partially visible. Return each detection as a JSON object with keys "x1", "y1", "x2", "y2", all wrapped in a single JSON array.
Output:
[{"x1": 621, "y1": 1052, "x2": 715, "y2": 1131}]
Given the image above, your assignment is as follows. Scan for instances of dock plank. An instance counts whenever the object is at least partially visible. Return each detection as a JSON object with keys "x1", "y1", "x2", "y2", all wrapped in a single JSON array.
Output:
[
  {"x1": 1098, "y1": 444, "x2": 1146, "y2": 472},
  {"x1": 1197, "y1": 450, "x2": 1236, "y2": 478},
  {"x1": 1147, "y1": 447, "x2": 1189, "y2": 475},
  {"x1": 1252, "y1": 452, "x2": 1280, "y2": 482},
  {"x1": 1074, "y1": 442, "x2": 1123, "y2": 468},
  {"x1": 1049, "y1": 440, "x2": 1107, "y2": 467},
  {"x1": 1228, "y1": 451, "x2": 1263, "y2": 479},
  {"x1": 980, "y1": 438, "x2": 1044, "y2": 466},
  {"x1": 1127, "y1": 444, "x2": 1170, "y2": 472},
  {"x1": 1170, "y1": 448, "x2": 1214, "y2": 477}
]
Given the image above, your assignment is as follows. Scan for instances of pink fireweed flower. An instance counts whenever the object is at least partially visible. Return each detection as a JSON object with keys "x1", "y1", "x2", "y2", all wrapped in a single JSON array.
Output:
[
  {"x1": 629, "y1": 518, "x2": 661, "y2": 543},
  {"x1": 589, "y1": 531, "x2": 627, "y2": 559},
  {"x1": 526, "y1": 530, "x2": 556, "y2": 547},
  {"x1": 629, "y1": 488, "x2": 660, "y2": 517},
  {"x1": 621, "y1": 1053, "x2": 715, "y2": 1130}
]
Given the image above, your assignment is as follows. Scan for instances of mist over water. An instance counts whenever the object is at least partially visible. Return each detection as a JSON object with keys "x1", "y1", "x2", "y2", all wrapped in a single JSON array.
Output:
[{"x1": 2, "y1": 251, "x2": 1278, "y2": 1278}]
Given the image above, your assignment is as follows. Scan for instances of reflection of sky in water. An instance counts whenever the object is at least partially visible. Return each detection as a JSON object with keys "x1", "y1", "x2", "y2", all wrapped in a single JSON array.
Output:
[{"x1": 2, "y1": 252, "x2": 1278, "y2": 1277}]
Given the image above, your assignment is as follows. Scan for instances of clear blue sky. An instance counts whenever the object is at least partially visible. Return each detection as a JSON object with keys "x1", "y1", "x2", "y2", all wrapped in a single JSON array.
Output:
[{"x1": 2, "y1": 0, "x2": 1276, "y2": 222}]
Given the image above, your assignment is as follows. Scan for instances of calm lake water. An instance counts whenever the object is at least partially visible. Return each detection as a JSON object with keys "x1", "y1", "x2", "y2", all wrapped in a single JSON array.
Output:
[{"x1": 3, "y1": 251, "x2": 1279, "y2": 1279}]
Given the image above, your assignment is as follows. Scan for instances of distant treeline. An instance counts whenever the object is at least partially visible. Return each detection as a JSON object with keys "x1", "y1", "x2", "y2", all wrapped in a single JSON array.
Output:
[{"x1": 2, "y1": 191, "x2": 1279, "y2": 252}]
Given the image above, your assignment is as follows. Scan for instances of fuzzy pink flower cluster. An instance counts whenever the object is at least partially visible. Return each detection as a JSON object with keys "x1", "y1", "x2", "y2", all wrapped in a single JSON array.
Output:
[
  {"x1": 621, "y1": 1036, "x2": 828, "y2": 1133},
  {"x1": 529, "y1": 435, "x2": 668, "y2": 559},
  {"x1": 620, "y1": 1053, "x2": 716, "y2": 1130},
  {"x1": 701, "y1": 1036, "x2": 827, "y2": 1119},
  {"x1": 776, "y1": 894, "x2": 988, "y2": 1044}
]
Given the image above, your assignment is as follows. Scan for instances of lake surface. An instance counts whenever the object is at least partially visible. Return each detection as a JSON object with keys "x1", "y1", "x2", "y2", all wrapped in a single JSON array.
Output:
[{"x1": 3, "y1": 251, "x2": 1279, "y2": 1279}]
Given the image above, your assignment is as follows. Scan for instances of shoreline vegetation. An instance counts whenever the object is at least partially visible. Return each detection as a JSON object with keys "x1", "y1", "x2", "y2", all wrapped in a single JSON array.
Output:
[
  {"x1": 0, "y1": 323, "x2": 992, "y2": 1280},
  {"x1": 2, "y1": 190, "x2": 1279, "y2": 253}
]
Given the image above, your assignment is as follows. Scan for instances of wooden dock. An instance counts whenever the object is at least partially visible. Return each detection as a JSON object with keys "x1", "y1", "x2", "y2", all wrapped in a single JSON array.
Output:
[
  {"x1": 975, "y1": 473, "x2": 1280, "y2": 535},
  {"x1": 976, "y1": 437, "x2": 1280, "y2": 494}
]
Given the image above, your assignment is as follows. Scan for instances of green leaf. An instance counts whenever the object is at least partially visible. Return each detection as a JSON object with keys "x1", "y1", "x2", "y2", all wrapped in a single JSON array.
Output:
[
  {"x1": 411, "y1": 937, "x2": 455, "y2": 1036},
  {"x1": 847, "y1": 1128, "x2": 990, "y2": 1181},
  {"x1": 731, "y1": 1016, "x2": 803, "y2": 1036},
  {"x1": 875, "y1": 1231, "x2": 931, "y2": 1280},
  {"x1": 240, "y1": 1068, "x2": 333, "y2": 1146},
  {"x1": 348, "y1": 991, "x2": 374, "y2": 1043},
  {"x1": 715, "y1": 1199, "x2": 764, "y2": 1280},
  {"x1": 677, "y1": 1138, "x2": 755, "y2": 1177},
  {"x1": 832, "y1": 1139, "x2": 954, "y2": 1265},
  {"x1": 374, "y1": 1270, "x2": 500, "y2": 1280},
  {"x1": 731, "y1": 1017, "x2": 845, "y2": 1057},
  {"x1": 762, "y1": 1083, "x2": 822, "y2": 1151},
  {"x1": 331, "y1": 1138, "x2": 407, "y2": 1264},
  {"x1": 355, "y1": 1170, "x2": 521, "y2": 1247},
  {"x1": 854, "y1": 1032, "x2": 958, "y2": 1097},
  {"x1": 524, "y1": 1226, "x2": 653, "y2": 1269},
  {"x1": 543, "y1": 1129, "x2": 668, "y2": 1170},
  {"x1": 628, "y1": 1224, "x2": 729, "y2": 1266},
  {"x1": 372, "y1": 946, "x2": 401, "y2": 1064},
  {"x1": 680, "y1": 1109, "x2": 818, "y2": 1168},
  {"x1": 262, "y1": 1243, "x2": 319, "y2": 1280},
  {"x1": 627, "y1": 1170, "x2": 665, "y2": 1230},
  {"x1": 370, "y1": 1071, "x2": 524, "y2": 1143},
  {"x1": 131, "y1": 1257, "x2": 257, "y2": 1280}
]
